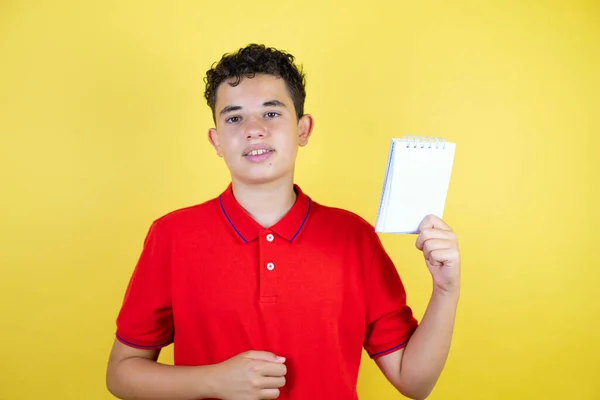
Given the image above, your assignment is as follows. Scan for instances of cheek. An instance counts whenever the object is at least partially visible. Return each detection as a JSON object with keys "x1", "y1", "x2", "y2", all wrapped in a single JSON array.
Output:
[
  {"x1": 278, "y1": 142, "x2": 299, "y2": 163},
  {"x1": 218, "y1": 131, "x2": 240, "y2": 153}
]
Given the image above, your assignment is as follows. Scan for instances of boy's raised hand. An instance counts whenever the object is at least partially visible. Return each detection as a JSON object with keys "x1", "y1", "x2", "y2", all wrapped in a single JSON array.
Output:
[{"x1": 415, "y1": 214, "x2": 461, "y2": 296}]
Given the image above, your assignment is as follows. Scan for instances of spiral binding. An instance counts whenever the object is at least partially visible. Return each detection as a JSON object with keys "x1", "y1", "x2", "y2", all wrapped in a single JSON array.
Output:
[{"x1": 401, "y1": 135, "x2": 446, "y2": 149}]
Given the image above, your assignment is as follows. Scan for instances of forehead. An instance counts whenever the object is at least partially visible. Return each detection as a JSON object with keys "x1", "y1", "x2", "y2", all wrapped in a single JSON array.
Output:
[{"x1": 215, "y1": 74, "x2": 292, "y2": 108}]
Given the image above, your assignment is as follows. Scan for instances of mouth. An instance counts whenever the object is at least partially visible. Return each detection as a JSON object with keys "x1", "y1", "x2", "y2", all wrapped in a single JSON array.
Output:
[
  {"x1": 242, "y1": 146, "x2": 275, "y2": 163},
  {"x1": 244, "y1": 148, "x2": 274, "y2": 156}
]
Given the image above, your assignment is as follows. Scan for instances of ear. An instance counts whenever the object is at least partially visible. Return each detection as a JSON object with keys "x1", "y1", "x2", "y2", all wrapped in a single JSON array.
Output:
[
  {"x1": 297, "y1": 114, "x2": 314, "y2": 147},
  {"x1": 208, "y1": 128, "x2": 223, "y2": 157}
]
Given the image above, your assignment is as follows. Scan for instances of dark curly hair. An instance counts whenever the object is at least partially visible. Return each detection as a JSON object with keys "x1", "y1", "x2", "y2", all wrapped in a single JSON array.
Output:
[{"x1": 204, "y1": 44, "x2": 306, "y2": 121}]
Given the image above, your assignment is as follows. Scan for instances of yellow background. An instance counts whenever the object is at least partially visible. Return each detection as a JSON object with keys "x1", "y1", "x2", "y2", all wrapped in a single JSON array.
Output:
[{"x1": 1, "y1": 0, "x2": 599, "y2": 399}]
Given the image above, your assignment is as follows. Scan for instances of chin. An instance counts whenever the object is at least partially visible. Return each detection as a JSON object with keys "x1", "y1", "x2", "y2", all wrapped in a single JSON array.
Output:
[
  {"x1": 229, "y1": 160, "x2": 294, "y2": 185},
  {"x1": 240, "y1": 175, "x2": 282, "y2": 185},
  {"x1": 233, "y1": 170, "x2": 290, "y2": 185}
]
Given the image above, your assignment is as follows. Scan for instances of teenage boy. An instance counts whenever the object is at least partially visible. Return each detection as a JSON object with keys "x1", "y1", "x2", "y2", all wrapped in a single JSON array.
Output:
[{"x1": 106, "y1": 44, "x2": 460, "y2": 400}]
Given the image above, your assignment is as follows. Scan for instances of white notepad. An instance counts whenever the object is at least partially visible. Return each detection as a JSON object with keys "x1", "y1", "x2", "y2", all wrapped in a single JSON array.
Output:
[{"x1": 375, "y1": 136, "x2": 456, "y2": 234}]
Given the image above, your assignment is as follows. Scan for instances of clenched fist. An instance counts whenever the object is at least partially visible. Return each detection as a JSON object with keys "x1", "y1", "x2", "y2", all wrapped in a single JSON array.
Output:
[
  {"x1": 211, "y1": 350, "x2": 287, "y2": 400},
  {"x1": 415, "y1": 214, "x2": 461, "y2": 296}
]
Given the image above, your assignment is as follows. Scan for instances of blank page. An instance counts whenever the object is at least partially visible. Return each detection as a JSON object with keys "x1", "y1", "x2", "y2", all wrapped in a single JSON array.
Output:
[{"x1": 375, "y1": 138, "x2": 456, "y2": 234}]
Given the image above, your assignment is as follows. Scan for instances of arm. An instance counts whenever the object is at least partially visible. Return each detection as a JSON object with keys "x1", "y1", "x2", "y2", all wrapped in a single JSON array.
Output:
[
  {"x1": 106, "y1": 339, "x2": 218, "y2": 400},
  {"x1": 106, "y1": 339, "x2": 288, "y2": 400},
  {"x1": 375, "y1": 291, "x2": 458, "y2": 399},
  {"x1": 107, "y1": 220, "x2": 214, "y2": 399},
  {"x1": 376, "y1": 214, "x2": 460, "y2": 399}
]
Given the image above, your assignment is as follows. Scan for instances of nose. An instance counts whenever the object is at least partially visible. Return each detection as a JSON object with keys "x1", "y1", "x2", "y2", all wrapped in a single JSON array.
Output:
[{"x1": 244, "y1": 118, "x2": 268, "y2": 140}]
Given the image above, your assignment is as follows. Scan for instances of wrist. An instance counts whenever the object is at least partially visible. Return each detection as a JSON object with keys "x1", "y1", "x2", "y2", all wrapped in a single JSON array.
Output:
[
  {"x1": 194, "y1": 363, "x2": 222, "y2": 399},
  {"x1": 432, "y1": 286, "x2": 460, "y2": 302}
]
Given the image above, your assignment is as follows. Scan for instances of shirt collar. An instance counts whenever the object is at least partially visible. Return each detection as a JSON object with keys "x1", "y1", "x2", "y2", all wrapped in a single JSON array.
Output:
[{"x1": 219, "y1": 183, "x2": 312, "y2": 243}]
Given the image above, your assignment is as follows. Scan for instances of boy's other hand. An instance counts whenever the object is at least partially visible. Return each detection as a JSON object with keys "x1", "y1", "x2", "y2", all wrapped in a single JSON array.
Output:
[{"x1": 210, "y1": 350, "x2": 287, "y2": 400}]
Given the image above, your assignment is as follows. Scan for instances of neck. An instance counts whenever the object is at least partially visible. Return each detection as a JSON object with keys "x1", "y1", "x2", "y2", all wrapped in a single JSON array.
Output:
[{"x1": 231, "y1": 179, "x2": 297, "y2": 228}]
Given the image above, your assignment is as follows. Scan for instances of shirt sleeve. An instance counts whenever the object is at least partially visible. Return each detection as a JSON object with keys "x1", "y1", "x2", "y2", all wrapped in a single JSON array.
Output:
[
  {"x1": 363, "y1": 230, "x2": 419, "y2": 359},
  {"x1": 115, "y1": 218, "x2": 174, "y2": 349}
]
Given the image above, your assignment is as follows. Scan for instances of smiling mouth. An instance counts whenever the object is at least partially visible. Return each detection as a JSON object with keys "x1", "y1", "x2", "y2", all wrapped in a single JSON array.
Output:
[{"x1": 244, "y1": 149, "x2": 274, "y2": 156}]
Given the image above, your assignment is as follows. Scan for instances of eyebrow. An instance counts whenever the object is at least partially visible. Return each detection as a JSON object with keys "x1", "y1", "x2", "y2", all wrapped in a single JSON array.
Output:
[
  {"x1": 262, "y1": 100, "x2": 286, "y2": 108},
  {"x1": 219, "y1": 100, "x2": 287, "y2": 116},
  {"x1": 219, "y1": 105, "x2": 242, "y2": 116}
]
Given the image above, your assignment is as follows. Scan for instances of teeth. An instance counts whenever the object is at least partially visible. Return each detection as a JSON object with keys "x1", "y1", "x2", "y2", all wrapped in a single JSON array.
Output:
[{"x1": 248, "y1": 149, "x2": 270, "y2": 156}]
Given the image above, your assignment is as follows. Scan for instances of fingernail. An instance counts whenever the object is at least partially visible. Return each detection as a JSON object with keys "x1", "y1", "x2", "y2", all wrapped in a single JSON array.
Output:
[{"x1": 277, "y1": 356, "x2": 286, "y2": 362}]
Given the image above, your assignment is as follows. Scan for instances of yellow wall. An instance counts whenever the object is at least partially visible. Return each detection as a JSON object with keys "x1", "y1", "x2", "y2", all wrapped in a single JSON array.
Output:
[{"x1": 1, "y1": 1, "x2": 598, "y2": 399}]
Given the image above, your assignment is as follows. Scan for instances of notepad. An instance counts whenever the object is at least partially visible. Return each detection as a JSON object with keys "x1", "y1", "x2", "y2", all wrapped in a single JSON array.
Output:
[{"x1": 375, "y1": 136, "x2": 456, "y2": 234}]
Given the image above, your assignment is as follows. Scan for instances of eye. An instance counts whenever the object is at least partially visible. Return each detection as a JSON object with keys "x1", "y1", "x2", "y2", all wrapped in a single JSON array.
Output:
[
  {"x1": 226, "y1": 116, "x2": 241, "y2": 124},
  {"x1": 264, "y1": 112, "x2": 280, "y2": 119}
]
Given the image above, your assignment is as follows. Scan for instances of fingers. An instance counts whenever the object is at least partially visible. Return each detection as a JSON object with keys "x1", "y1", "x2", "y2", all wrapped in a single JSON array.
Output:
[
  {"x1": 255, "y1": 359, "x2": 287, "y2": 377},
  {"x1": 415, "y1": 228, "x2": 456, "y2": 251},
  {"x1": 242, "y1": 350, "x2": 287, "y2": 376},
  {"x1": 261, "y1": 376, "x2": 286, "y2": 388},
  {"x1": 260, "y1": 388, "x2": 282, "y2": 399},
  {"x1": 427, "y1": 248, "x2": 456, "y2": 267},
  {"x1": 250, "y1": 377, "x2": 286, "y2": 398},
  {"x1": 421, "y1": 239, "x2": 452, "y2": 261},
  {"x1": 244, "y1": 350, "x2": 286, "y2": 363},
  {"x1": 418, "y1": 214, "x2": 452, "y2": 233}
]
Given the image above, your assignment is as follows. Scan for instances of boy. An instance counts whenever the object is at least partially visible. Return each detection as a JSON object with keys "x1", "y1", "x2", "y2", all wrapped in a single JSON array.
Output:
[{"x1": 106, "y1": 44, "x2": 460, "y2": 400}]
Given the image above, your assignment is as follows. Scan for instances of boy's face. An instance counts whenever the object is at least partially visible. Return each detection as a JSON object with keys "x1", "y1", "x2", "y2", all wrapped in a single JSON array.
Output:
[{"x1": 208, "y1": 74, "x2": 313, "y2": 186}]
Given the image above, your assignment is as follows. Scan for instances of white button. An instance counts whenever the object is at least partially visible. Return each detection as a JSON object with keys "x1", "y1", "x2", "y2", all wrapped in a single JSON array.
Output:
[
  {"x1": 266, "y1": 262, "x2": 275, "y2": 271},
  {"x1": 266, "y1": 234, "x2": 274, "y2": 242}
]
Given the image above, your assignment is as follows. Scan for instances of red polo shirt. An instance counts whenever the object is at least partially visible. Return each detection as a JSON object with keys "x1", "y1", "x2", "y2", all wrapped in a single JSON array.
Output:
[{"x1": 116, "y1": 184, "x2": 418, "y2": 399}]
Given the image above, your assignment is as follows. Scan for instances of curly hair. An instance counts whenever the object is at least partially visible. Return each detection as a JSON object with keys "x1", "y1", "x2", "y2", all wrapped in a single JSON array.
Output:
[{"x1": 204, "y1": 44, "x2": 306, "y2": 121}]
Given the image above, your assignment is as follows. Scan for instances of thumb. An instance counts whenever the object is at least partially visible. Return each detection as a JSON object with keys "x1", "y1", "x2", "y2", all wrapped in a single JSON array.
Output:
[{"x1": 244, "y1": 350, "x2": 286, "y2": 363}]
